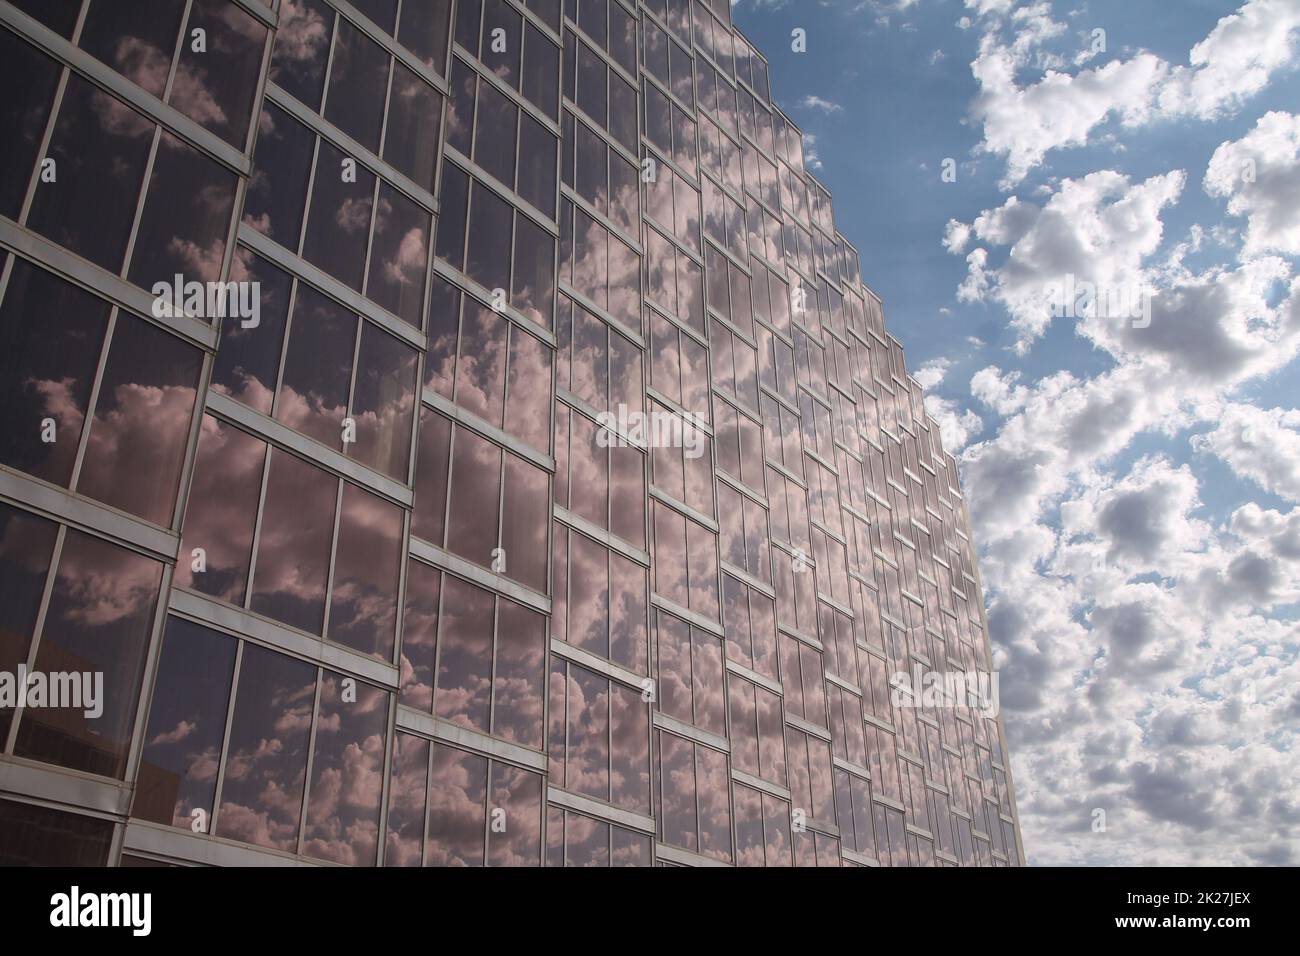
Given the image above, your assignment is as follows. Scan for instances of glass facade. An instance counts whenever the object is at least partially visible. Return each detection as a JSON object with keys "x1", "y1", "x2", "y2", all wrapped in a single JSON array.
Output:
[{"x1": 0, "y1": 0, "x2": 1022, "y2": 867}]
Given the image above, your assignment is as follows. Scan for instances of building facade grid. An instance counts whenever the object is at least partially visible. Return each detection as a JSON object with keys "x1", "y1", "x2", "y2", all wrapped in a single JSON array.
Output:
[{"x1": 0, "y1": 0, "x2": 1023, "y2": 867}]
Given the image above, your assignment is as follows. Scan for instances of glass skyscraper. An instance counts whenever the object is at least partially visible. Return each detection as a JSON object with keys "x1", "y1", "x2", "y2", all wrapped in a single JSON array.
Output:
[{"x1": 0, "y1": 0, "x2": 1023, "y2": 867}]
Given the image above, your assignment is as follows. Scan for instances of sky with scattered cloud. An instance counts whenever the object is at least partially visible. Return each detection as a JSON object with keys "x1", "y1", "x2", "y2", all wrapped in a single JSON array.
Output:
[{"x1": 733, "y1": 0, "x2": 1300, "y2": 865}]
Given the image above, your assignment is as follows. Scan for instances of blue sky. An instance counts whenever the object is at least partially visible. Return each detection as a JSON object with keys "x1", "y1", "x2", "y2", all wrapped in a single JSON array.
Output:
[{"x1": 732, "y1": 0, "x2": 1300, "y2": 865}]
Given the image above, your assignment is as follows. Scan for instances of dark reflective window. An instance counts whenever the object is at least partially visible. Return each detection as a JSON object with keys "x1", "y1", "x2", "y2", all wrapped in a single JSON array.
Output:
[
  {"x1": 215, "y1": 643, "x2": 316, "y2": 852},
  {"x1": 250, "y1": 448, "x2": 336, "y2": 634},
  {"x1": 175, "y1": 417, "x2": 265, "y2": 604},
  {"x1": 275, "y1": 285, "x2": 356, "y2": 450},
  {"x1": 324, "y1": 18, "x2": 391, "y2": 152},
  {"x1": 78, "y1": 0, "x2": 184, "y2": 99},
  {"x1": 14, "y1": 529, "x2": 163, "y2": 779},
  {"x1": 128, "y1": 131, "x2": 238, "y2": 290},
  {"x1": 0, "y1": 503, "x2": 58, "y2": 745},
  {"x1": 384, "y1": 731, "x2": 429, "y2": 866},
  {"x1": 171, "y1": 0, "x2": 268, "y2": 148},
  {"x1": 244, "y1": 103, "x2": 315, "y2": 247},
  {"x1": 75, "y1": 315, "x2": 203, "y2": 527},
  {"x1": 500, "y1": 455, "x2": 549, "y2": 593},
  {"x1": 211, "y1": 251, "x2": 293, "y2": 413},
  {"x1": 269, "y1": 0, "x2": 335, "y2": 110},
  {"x1": 0, "y1": 31, "x2": 58, "y2": 218},
  {"x1": 447, "y1": 427, "x2": 501, "y2": 566},
  {"x1": 27, "y1": 76, "x2": 153, "y2": 273},
  {"x1": 383, "y1": 62, "x2": 442, "y2": 193},
  {"x1": 513, "y1": 211, "x2": 556, "y2": 328},
  {"x1": 434, "y1": 575, "x2": 493, "y2": 732},
  {"x1": 302, "y1": 140, "x2": 375, "y2": 290},
  {"x1": 426, "y1": 741, "x2": 487, "y2": 865},
  {"x1": 493, "y1": 598, "x2": 545, "y2": 747},
  {"x1": 367, "y1": 186, "x2": 430, "y2": 327},
  {"x1": 133, "y1": 617, "x2": 237, "y2": 828},
  {"x1": 654, "y1": 609, "x2": 724, "y2": 736},
  {"x1": 303, "y1": 673, "x2": 388, "y2": 864},
  {"x1": 0, "y1": 799, "x2": 113, "y2": 866},
  {"x1": 411, "y1": 408, "x2": 451, "y2": 543},
  {"x1": 397, "y1": 0, "x2": 452, "y2": 74},
  {"x1": 398, "y1": 560, "x2": 440, "y2": 709},
  {"x1": 350, "y1": 321, "x2": 418, "y2": 478},
  {"x1": 0, "y1": 260, "x2": 110, "y2": 487},
  {"x1": 329, "y1": 483, "x2": 402, "y2": 660},
  {"x1": 352, "y1": 0, "x2": 398, "y2": 33}
]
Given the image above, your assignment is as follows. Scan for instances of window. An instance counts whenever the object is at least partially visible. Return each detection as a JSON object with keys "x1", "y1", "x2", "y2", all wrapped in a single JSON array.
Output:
[
  {"x1": 653, "y1": 608, "x2": 724, "y2": 735},
  {"x1": 179, "y1": 432, "x2": 405, "y2": 658},
  {"x1": 563, "y1": 33, "x2": 637, "y2": 152},
  {"x1": 647, "y1": 310, "x2": 710, "y2": 419},
  {"x1": 643, "y1": 15, "x2": 694, "y2": 106},
  {"x1": 780, "y1": 633, "x2": 828, "y2": 728},
  {"x1": 785, "y1": 726, "x2": 835, "y2": 823},
  {"x1": 0, "y1": 799, "x2": 113, "y2": 866},
  {"x1": 642, "y1": 81, "x2": 696, "y2": 174},
  {"x1": 717, "y1": 483, "x2": 770, "y2": 584},
  {"x1": 546, "y1": 808, "x2": 652, "y2": 866},
  {"x1": 411, "y1": 409, "x2": 551, "y2": 594},
  {"x1": 732, "y1": 783, "x2": 792, "y2": 867},
  {"x1": 561, "y1": 111, "x2": 639, "y2": 235},
  {"x1": 644, "y1": 225, "x2": 704, "y2": 334},
  {"x1": 728, "y1": 676, "x2": 786, "y2": 785},
  {"x1": 722, "y1": 572, "x2": 778, "y2": 681},
  {"x1": 556, "y1": 292, "x2": 643, "y2": 411},
  {"x1": 387, "y1": 738, "x2": 543, "y2": 866},
  {"x1": 651, "y1": 500, "x2": 719, "y2": 621},
  {"x1": 548, "y1": 658, "x2": 651, "y2": 813},
  {"x1": 447, "y1": 57, "x2": 556, "y2": 217},
  {"x1": 396, "y1": 568, "x2": 546, "y2": 749},
  {"x1": 437, "y1": 161, "x2": 556, "y2": 329},
  {"x1": 654, "y1": 730, "x2": 731, "y2": 861},
  {"x1": 574, "y1": 0, "x2": 637, "y2": 76},
  {"x1": 644, "y1": 157, "x2": 701, "y2": 255},
  {"x1": 456, "y1": 0, "x2": 560, "y2": 120},
  {"x1": 0, "y1": 29, "x2": 59, "y2": 219},
  {"x1": 425, "y1": 274, "x2": 554, "y2": 452},
  {"x1": 552, "y1": 522, "x2": 649, "y2": 673},
  {"x1": 10, "y1": 520, "x2": 164, "y2": 779},
  {"x1": 559, "y1": 198, "x2": 641, "y2": 330},
  {"x1": 713, "y1": 397, "x2": 764, "y2": 496},
  {"x1": 649, "y1": 401, "x2": 713, "y2": 518},
  {"x1": 268, "y1": 283, "x2": 419, "y2": 479},
  {"x1": 710, "y1": 316, "x2": 759, "y2": 414},
  {"x1": 553, "y1": 403, "x2": 646, "y2": 550}
]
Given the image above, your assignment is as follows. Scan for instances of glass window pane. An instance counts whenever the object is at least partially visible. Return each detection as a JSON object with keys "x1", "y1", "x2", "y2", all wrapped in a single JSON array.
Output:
[
  {"x1": 78, "y1": 0, "x2": 184, "y2": 99},
  {"x1": 426, "y1": 742, "x2": 487, "y2": 866},
  {"x1": 128, "y1": 131, "x2": 238, "y2": 290},
  {"x1": 500, "y1": 455, "x2": 549, "y2": 592},
  {"x1": 27, "y1": 76, "x2": 153, "y2": 273},
  {"x1": 434, "y1": 576, "x2": 493, "y2": 732},
  {"x1": 350, "y1": 320, "x2": 418, "y2": 479},
  {"x1": 250, "y1": 448, "x2": 337, "y2": 634},
  {"x1": 269, "y1": 0, "x2": 334, "y2": 111},
  {"x1": 447, "y1": 426, "x2": 502, "y2": 567},
  {"x1": 76, "y1": 314, "x2": 203, "y2": 526},
  {"x1": 244, "y1": 103, "x2": 315, "y2": 247},
  {"x1": 302, "y1": 140, "x2": 376, "y2": 290},
  {"x1": 0, "y1": 30, "x2": 60, "y2": 219},
  {"x1": 211, "y1": 251, "x2": 293, "y2": 413},
  {"x1": 276, "y1": 285, "x2": 356, "y2": 449},
  {"x1": 215, "y1": 643, "x2": 317, "y2": 852},
  {"x1": 324, "y1": 19, "x2": 390, "y2": 152},
  {"x1": 328, "y1": 483, "x2": 403, "y2": 660},
  {"x1": 412, "y1": 409, "x2": 452, "y2": 543},
  {"x1": 303, "y1": 673, "x2": 387, "y2": 864},
  {"x1": 15, "y1": 529, "x2": 163, "y2": 779},
  {"x1": 493, "y1": 599, "x2": 545, "y2": 747},
  {"x1": 133, "y1": 617, "x2": 236, "y2": 828},
  {"x1": 0, "y1": 504, "x2": 58, "y2": 745},
  {"x1": 0, "y1": 799, "x2": 112, "y2": 866},
  {"x1": 487, "y1": 762, "x2": 542, "y2": 866},
  {"x1": 384, "y1": 62, "x2": 442, "y2": 192},
  {"x1": 398, "y1": 0, "x2": 453, "y2": 74},
  {"x1": 175, "y1": 416, "x2": 265, "y2": 604},
  {"x1": 0, "y1": 260, "x2": 111, "y2": 487},
  {"x1": 171, "y1": 0, "x2": 268, "y2": 148},
  {"x1": 385, "y1": 731, "x2": 429, "y2": 866}
]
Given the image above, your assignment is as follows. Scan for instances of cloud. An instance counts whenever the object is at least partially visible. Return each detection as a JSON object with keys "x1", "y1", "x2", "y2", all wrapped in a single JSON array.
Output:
[
  {"x1": 1193, "y1": 404, "x2": 1300, "y2": 502},
  {"x1": 1205, "y1": 111, "x2": 1300, "y2": 258},
  {"x1": 968, "y1": 0, "x2": 1300, "y2": 187},
  {"x1": 799, "y1": 94, "x2": 844, "y2": 114}
]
